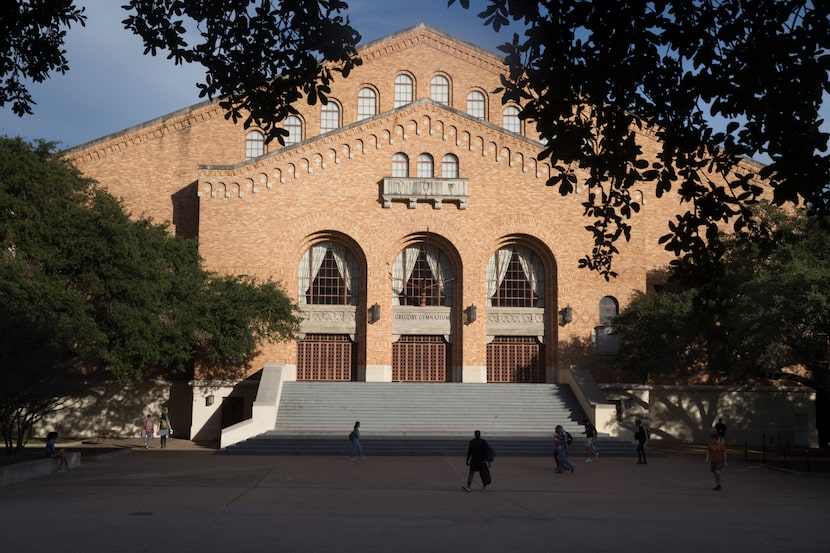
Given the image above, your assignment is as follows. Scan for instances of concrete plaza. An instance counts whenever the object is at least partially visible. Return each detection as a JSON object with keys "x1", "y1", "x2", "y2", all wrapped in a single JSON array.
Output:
[{"x1": 2, "y1": 439, "x2": 827, "y2": 553}]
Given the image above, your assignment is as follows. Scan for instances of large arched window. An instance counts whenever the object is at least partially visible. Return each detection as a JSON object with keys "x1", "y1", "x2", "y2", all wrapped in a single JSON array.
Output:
[
  {"x1": 417, "y1": 153, "x2": 434, "y2": 178},
  {"x1": 486, "y1": 246, "x2": 545, "y2": 307},
  {"x1": 357, "y1": 87, "x2": 377, "y2": 121},
  {"x1": 283, "y1": 116, "x2": 303, "y2": 146},
  {"x1": 503, "y1": 106, "x2": 521, "y2": 134},
  {"x1": 245, "y1": 130, "x2": 265, "y2": 159},
  {"x1": 430, "y1": 75, "x2": 450, "y2": 105},
  {"x1": 466, "y1": 90, "x2": 486, "y2": 120},
  {"x1": 394, "y1": 74, "x2": 414, "y2": 107},
  {"x1": 441, "y1": 154, "x2": 459, "y2": 178},
  {"x1": 392, "y1": 153, "x2": 409, "y2": 177},
  {"x1": 599, "y1": 296, "x2": 619, "y2": 325},
  {"x1": 392, "y1": 244, "x2": 452, "y2": 306},
  {"x1": 320, "y1": 101, "x2": 341, "y2": 134},
  {"x1": 298, "y1": 242, "x2": 359, "y2": 305}
]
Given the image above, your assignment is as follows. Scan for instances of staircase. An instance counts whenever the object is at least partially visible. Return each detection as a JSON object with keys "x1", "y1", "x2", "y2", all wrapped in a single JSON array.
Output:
[{"x1": 220, "y1": 382, "x2": 640, "y2": 456}]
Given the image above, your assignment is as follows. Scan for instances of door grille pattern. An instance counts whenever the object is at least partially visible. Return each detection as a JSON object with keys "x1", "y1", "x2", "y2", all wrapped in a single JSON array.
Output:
[
  {"x1": 486, "y1": 336, "x2": 544, "y2": 382},
  {"x1": 297, "y1": 334, "x2": 354, "y2": 381},
  {"x1": 392, "y1": 335, "x2": 448, "y2": 382}
]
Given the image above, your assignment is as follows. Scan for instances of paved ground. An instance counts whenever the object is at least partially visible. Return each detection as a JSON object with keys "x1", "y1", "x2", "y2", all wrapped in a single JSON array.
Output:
[{"x1": 2, "y1": 438, "x2": 828, "y2": 553}]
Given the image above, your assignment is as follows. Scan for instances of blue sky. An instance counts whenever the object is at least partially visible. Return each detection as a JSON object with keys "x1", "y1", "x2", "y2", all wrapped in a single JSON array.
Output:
[{"x1": 0, "y1": 1, "x2": 517, "y2": 149}]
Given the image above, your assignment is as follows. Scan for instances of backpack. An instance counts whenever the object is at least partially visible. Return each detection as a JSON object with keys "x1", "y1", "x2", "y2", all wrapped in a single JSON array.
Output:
[
  {"x1": 348, "y1": 431, "x2": 354, "y2": 441},
  {"x1": 565, "y1": 431, "x2": 573, "y2": 446},
  {"x1": 485, "y1": 442, "x2": 496, "y2": 463}
]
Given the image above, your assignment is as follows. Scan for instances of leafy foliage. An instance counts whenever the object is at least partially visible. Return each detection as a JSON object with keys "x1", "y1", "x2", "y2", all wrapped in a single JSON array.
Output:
[
  {"x1": 612, "y1": 203, "x2": 830, "y2": 394},
  {"x1": 0, "y1": 136, "x2": 300, "y2": 452},
  {"x1": 0, "y1": 1, "x2": 87, "y2": 116},
  {"x1": 454, "y1": 0, "x2": 830, "y2": 278},
  {"x1": 122, "y1": 0, "x2": 362, "y2": 144}
]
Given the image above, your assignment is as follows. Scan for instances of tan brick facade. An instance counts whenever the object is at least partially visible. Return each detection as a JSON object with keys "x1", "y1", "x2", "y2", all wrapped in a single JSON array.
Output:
[{"x1": 65, "y1": 24, "x2": 727, "y2": 384}]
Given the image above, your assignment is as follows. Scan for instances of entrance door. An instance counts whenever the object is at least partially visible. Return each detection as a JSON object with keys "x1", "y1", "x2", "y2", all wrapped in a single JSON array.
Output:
[
  {"x1": 392, "y1": 335, "x2": 448, "y2": 382},
  {"x1": 486, "y1": 336, "x2": 544, "y2": 382},
  {"x1": 297, "y1": 334, "x2": 355, "y2": 380}
]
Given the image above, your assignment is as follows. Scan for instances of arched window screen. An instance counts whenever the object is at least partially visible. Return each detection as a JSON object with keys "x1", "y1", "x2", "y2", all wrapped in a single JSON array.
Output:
[
  {"x1": 392, "y1": 245, "x2": 452, "y2": 306},
  {"x1": 430, "y1": 75, "x2": 450, "y2": 105},
  {"x1": 441, "y1": 154, "x2": 459, "y2": 178},
  {"x1": 298, "y1": 242, "x2": 358, "y2": 305},
  {"x1": 466, "y1": 90, "x2": 486, "y2": 119},
  {"x1": 394, "y1": 74, "x2": 414, "y2": 107},
  {"x1": 503, "y1": 106, "x2": 521, "y2": 134},
  {"x1": 245, "y1": 130, "x2": 265, "y2": 159},
  {"x1": 320, "y1": 102, "x2": 340, "y2": 134},
  {"x1": 284, "y1": 116, "x2": 303, "y2": 146},
  {"x1": 417, "y1": 153, "x2": 434, "y2": 178},
  {"x1": 392, "y1": 153, "x2": 409, "y2": 177},
  {"x1": 357, "y1": 88, "x2": 377, "y2": 121},
  {"x1": 486, "y1": 246, "x2": 544, "y2": 307},
  {"x1": 599, "y1": 296, "x2": 619, "y2": 325}
]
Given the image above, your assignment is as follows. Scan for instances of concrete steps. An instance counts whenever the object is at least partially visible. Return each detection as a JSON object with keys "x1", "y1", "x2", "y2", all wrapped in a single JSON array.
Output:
[{"x1": 220, "y1": 382, "x2": 648, "y2": 456}]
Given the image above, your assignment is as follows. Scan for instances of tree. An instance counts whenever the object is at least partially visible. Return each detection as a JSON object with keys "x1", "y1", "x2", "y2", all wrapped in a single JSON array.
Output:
[
  {"x1": 0, "y1": 137, "x2": 300, "y2": 453},
  {"x1": 454, "y1": 0, "x2": 830, "y2": 278}
]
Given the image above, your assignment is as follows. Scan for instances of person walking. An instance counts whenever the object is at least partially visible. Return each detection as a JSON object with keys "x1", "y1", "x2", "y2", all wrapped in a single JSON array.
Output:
[
  {"x1": 348, "y1": 421, "x2": 364, "y2": 461},
  {"x1": 583, "y1": 418, "x2": 598, "y2": 462},
  {"x1": 463, "y1": 430, "x2": 491, "y2": 492},
  {"x1": 158, "y1": 413, "x2": 173, "y2": 448},
  {"x1": 715, "y1": 418, "x2": 727, "y2": 443},
  {"x1": 635, "y1": 419, "x2": 649, "y2": 464},
  {"x1": 141, "y1": 414, "x2": 155, "y2": 448},
  {"x1": 705, "y1": 431, "x2": 727, "y2": 490},
  {"x1": 554, "y1": 425, "x2": 575, "y2": 474}
]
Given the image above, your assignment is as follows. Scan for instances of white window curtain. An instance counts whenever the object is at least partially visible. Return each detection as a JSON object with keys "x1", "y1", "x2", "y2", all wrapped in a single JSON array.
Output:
[
  {"x1": 298, "y1": 243, "x2": 330, "y2": 304},
  {"x1": 486, "y1": 248, "x2": 512, "y2": 305},
  {"x1": 330, "y1": 243, "x2": 351, "y2": 298},
  {"x1": 515, "y1": 246, "x2": 545, "y2": 305},
  {"x1": 392, "y1": 246, "x2": 420, "y2": 305},
  {"x1": 424, "y1": 247, "x2": 452, "y2": 305}
]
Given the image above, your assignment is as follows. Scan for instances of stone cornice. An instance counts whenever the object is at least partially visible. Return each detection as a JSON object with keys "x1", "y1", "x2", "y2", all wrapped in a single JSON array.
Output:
[{"x1": 197, "y1": 99, "x2": 551, "y2": 201}]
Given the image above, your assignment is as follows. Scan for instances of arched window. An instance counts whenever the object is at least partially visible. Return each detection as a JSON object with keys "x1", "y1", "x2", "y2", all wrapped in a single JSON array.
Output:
[
  {"x1": 417, "y1": 153, "x2": 434, "y2": 178},
  {"x1": 298, "y1": 242, "x2": 359, "y2": 305},
  {"x1": 441, "y1": 154, "x2": 459, "y2": 178},
  {"x1": 599, "y1": 296, "x2": 619, "y2": 326},
  {"x1": 503, "y1": 106, "x2": 521, "y2": 134},
  {"x1": 486, "y1": 246, "x2": 545, "y2": 307},
  {"x1": 466, "y1": 90, "x2": 486, "y2": 120},
  {"x1": 284, "y1": 116, "x2": 303, "y2": 146},
  {"x1": 392, "y1": 153, "x2": 409, "y2": 177},
  {"x1": 320, "y1": 101, "x2": 341, "y2": 134},
  {"x1": 391, "y1": 244, "x2": 452, "y2": 306},
  {"x1": 430, "y1": 75, "x2": 450, "y2": 105},
  {"x1": 245, "y1": 130, "x2": 265, "y2": 159},
  {"x1": 394, "y1": 74, "x2": 414, "y2": 108},
  {"x1": 357, "y1": 87, "x2": 377, "y2": 121}
]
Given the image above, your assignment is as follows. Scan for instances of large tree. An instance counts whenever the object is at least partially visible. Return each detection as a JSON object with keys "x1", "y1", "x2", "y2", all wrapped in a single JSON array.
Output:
[
  {"x1": 1, "y1": 1, "x2": 828, "y2": 277},
  {"x1": 0, "y1": 137, "x2": 300, "y2": 453}
]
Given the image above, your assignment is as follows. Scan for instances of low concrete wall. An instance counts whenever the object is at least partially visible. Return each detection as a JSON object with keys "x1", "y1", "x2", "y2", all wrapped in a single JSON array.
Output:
[
  {"x1": 602, "y1": 384, "x2": 818, "y2": 448},
  {"x1": 220, "y1": 363, "x2": 286, "y2": 448},
  {"x1": 0, "y1": 451, "x2": 81, "y2": 487}
]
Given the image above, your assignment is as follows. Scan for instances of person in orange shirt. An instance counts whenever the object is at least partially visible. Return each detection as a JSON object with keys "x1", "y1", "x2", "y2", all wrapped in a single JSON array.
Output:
[{"x1": 705, "y1": 432, "x2": 727, "y2": 491}]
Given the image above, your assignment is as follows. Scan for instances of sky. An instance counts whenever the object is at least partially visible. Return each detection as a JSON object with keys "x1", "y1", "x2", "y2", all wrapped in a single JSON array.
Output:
[{"x1": 0, "y1": 1, "x2": 519, "y2": 150}]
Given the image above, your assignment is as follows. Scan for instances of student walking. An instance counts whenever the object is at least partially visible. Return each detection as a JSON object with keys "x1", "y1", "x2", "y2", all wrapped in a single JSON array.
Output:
[
  {"x1": 348, "y1": 421, "x2": 365, "y2": 461},
  {"x1": 715, "y1": 418, "x2": 727, "y2": 443},
  {"x1": 554, "y1": 425, "x2": 575, "y2": 474},
  {"x1": 635, "y1": 419, "x2": 649, "y2": 464},
  {"x1": 158, "y1": 413, "x2": 173, "y2": 448},
  {"x1": 463, "y1": 430, "x2": 492, "y2": 492},
  {"x1": 141, "y1": 414, "x2": 155, "y2": 448},
  {"x1": 583, "y1": 419, "x2": 598, "y2": 462},
  {"x1": 706, "y1": 432, "x2": 727, "y2": 490}
]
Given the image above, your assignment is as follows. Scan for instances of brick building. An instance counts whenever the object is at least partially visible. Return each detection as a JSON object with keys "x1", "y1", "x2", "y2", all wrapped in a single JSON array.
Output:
[{"x1": 65, "y1": 24, "x2": 721, "y2": 440}]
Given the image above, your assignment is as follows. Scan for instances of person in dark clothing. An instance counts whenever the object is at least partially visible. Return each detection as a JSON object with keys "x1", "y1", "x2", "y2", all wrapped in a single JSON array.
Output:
[
  {"x1": 463, "y1": 430, "x2": 490, "y2": 492},
  {"x1": 635, "y1": 419, "x2": 649, "y2": 464},
  {"x1": 715, "y1": 418, "x2": 727, "y2": 443}
]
